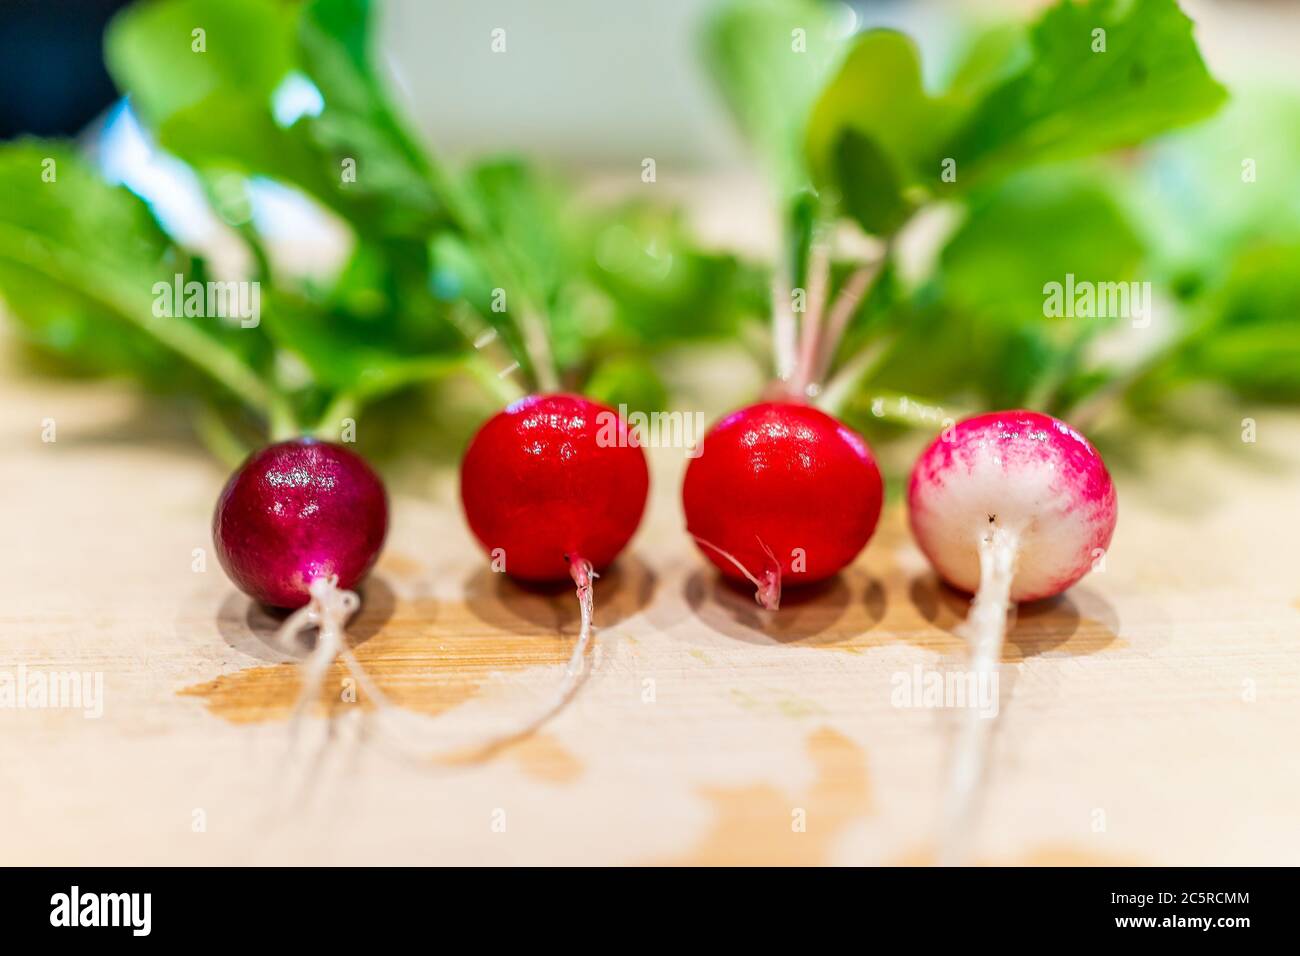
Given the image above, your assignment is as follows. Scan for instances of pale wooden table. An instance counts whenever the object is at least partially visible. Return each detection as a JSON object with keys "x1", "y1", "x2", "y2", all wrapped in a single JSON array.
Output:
[{"x1": 2, "y1": 335, "x2": 1298, "y2": 866}]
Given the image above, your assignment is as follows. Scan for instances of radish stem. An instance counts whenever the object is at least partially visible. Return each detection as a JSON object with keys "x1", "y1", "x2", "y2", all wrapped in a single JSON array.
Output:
[
  {"x1": 267, "y1": 392, "x2": 299, "y2": 442},
  {"x1": 790, "y1": 238, "x2": 831, "y2": 398},
  {"x1": 417, "y1": 152, "x2": 561, "y2": 393},
  {"x1": 842, "y1": 390, "x2": 959, "y2": 431},
  {"x1": 517, "y1": 304, "x2": 559, "y2": 393},
  {"x1": 465, "y1": 353, "x2": 527, "y2": 405},
  {"x1": 771, "y1": 272, "x2": 799, "y2": 387},
  {"x1": 313, "y1": 391, "x2": 358, "y2": 440},
  {"x1": 814, "y1": 334, "x2": 895, "y2": 416},
  {"x1": 191, "y1": 404, "x2": 250, "y2": 470},
  {"x1": 814, "y1": 260, "x2": 881, "y2": 385},
  {"x1": 939, "y1": 523, "x2": 1019, "y2": 866}
]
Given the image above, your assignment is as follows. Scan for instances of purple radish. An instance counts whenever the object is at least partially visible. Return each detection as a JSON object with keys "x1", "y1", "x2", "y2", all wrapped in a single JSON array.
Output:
[{"x1": 213, "y1": 438, "x2": 388, "y2": 723}]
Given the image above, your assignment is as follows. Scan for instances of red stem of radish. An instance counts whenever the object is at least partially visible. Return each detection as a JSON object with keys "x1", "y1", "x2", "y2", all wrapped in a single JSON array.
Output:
[
  {"x1": 790, "y1": 240, "x2": 831, "y2": 399},
  {"x1": 812, "y1": 261, "x2": 880, "y2": 386}
]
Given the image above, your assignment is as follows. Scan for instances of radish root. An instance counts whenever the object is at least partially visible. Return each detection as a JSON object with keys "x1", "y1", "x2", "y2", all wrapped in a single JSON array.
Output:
[
  {"x1": 691, "y1": 533, "x2": 782, "y2": 610},
  {"x1": 272, "y1": 575, "x2": 411, "y2": 760},
  {"x1": 563, "y1": 555, "x2": 598, "y2": 681},
  {"x1": 274, "y1": 575, "x2": 361, "y2": 740},
  {"x1": 939, "y1": 523, "x2": 1019, "y2": 866},
  {"x1": 273, "y1": 561, "x2": 603, "y2": 764},
  {"x1": 398, "y1": 555, "x2": 599, "y2": 756}
]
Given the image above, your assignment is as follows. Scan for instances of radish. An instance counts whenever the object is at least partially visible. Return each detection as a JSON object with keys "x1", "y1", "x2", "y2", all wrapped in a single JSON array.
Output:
[
  {"x1": 460, "y1": 393, "x2": 649, "y2": 717},
  {"x1": 213, "y1": 437, "x2": 388, "y2": 723},
  {"x1": 214, "y1": 438, "x2": 388, "y2": 608},
  {"x1": 680, "y1": 227, "x2": 886, "y2": 607},
  {"x1": 682, "y1": 401, "x2": 882, "y2": 609},
  {"x1": 907, "y1": 409, "x2": 1117, "y2": 862}
]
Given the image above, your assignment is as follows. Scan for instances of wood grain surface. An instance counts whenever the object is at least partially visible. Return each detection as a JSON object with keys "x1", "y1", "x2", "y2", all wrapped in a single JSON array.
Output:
[{"x1": 2, "y1": 337, "x2": 1298, "y2": 866}]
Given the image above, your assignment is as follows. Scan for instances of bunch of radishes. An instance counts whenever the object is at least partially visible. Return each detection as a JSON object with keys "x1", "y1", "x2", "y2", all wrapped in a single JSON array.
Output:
[
  {"x1": 212, "y1": 229, "x2": 1115, "y2": 862},
  {"x1": 187, "y1": 0, "x2": 1112, "y2": 845}
]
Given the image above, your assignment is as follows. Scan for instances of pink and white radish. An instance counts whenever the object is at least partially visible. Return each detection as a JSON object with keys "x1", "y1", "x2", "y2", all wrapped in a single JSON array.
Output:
[{"x1": 907, "y1": 409, "x2": 1117, "y2": 862}]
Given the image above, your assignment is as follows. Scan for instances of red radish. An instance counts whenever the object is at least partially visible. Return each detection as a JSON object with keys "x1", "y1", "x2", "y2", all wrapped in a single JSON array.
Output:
[
  {"x1": 460, "y1": 393, "x2": 649, "y2": 710},
  {"x1": 682, "y1": 401, "x2": 883, "y2": 609},
  {"x1": 678, "y1": 215, "x2": 887, "y2": 606},
  {"x1": 907, "y1": 409, "x2": 1117, "y2": 862},
  {"x1": 213, "y1": 438, "x2": 388, "y2": 722},
  {"x1": 461, "y1": 394, "x2": 649, "y2": 582}
]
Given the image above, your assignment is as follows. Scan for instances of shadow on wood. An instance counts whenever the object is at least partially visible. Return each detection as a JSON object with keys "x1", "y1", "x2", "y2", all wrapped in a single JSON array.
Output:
[{"x1": 214, "y1": 575, "x2": 399, "y2": 663}]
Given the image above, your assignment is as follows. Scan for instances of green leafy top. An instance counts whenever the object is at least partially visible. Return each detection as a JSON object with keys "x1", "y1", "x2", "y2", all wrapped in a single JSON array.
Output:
[
  {"x1": 0, "y1": 0, "x2": 1293, "y2": 476},
  {"x1": 701, "y1": 0, "x2": 1287, "y2": 462},
  {"x1": 0, "y1": 0, "x2": 759, "y2": 465},
  {"x1": 797, "y1": 0, "x2": 1227, "y2": 236}
]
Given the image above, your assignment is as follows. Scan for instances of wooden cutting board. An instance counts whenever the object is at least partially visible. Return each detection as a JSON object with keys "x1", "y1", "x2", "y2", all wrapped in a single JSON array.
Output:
[{"x1": 2, "y1": 338, "x2": 1297, "y2": 866}]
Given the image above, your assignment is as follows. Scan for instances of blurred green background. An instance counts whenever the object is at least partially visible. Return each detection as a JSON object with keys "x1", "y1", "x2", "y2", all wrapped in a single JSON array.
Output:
[{"x1": 0, "y1": 0, "x2": 1296, "y2": 484}]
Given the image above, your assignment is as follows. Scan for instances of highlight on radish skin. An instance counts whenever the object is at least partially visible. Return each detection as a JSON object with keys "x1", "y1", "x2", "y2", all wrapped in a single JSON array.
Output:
[
  {"x1": 907, "y1": 409, "x2": 1117, "y2": 863},
  {"x1": 460, "y1": 393, "x2": 650, "y2": 724},
  {"x1": 682, "y1": 401, "x2": 884, "y2": 610},
  {"x1": 212, "y1": 438, "x2": 389, "y2": 726}
]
